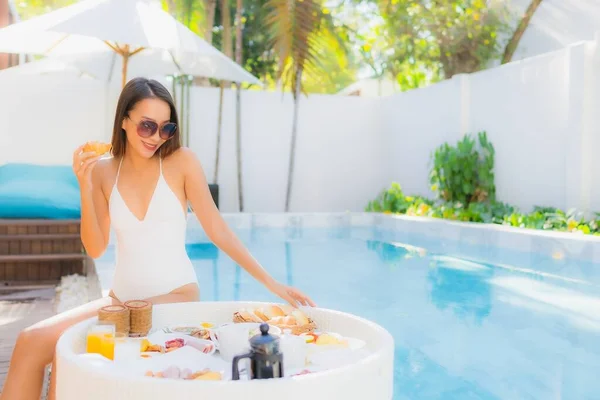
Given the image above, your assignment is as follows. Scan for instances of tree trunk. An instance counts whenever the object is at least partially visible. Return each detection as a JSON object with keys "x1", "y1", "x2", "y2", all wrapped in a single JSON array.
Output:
[
  {"x1": 235, "y1": 86, "x2": 243, "y2": 210},
  {"x1": 220, "y1": 0, "x2": 234, "y2": 65},
  {"x1": 166, "y1": 0, "x2": 176, "y2": 16},
  {"x1": 205, "y1": 0, "x2": 217, "y2": 43},
  {"x1": 213, "y1": 83, "x2": 225, "y2": 184},
  {"x1": 235, "y1": 0, "x2": 244, "y2": 211},
  {"x1": 502, "y1": 0, "x2": 543, "y2": 64},
  {"x1": 0, "y1": 0, "x2": 10, "y2": 70},
  {"x1": 213, "y1": 0, "x2": 233, "y2": 184},
  {"x1": 284, "y1": 68, "x2": 303, "y2": 212},
  {"x1": 194, "y1": 0, "x2": 217, "y2": 86},
  {"x1": 235, "y1": 0, "x2": 243, "y2": 65}
]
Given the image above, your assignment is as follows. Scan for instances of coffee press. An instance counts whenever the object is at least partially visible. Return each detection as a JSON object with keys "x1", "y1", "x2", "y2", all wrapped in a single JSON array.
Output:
[{"x1": 231, "y1": 323, "x2": 284, "y2": 380}]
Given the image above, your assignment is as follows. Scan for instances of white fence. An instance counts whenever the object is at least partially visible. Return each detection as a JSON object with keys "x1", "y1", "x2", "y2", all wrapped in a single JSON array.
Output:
[
  {"x1": 383, "y1": 38, "x2": 600, "y2": 213},
  {"x1": 187, "y1": 88, "x2": 388, "y2": 212},
  {"x1": 1, "y1": 36, "x2": 600, "y2": 213}
]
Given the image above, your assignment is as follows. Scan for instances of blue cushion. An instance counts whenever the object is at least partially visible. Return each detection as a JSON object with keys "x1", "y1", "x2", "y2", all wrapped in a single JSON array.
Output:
[{"x1": 0, "y1": 164, "x2": 81, "y2": 219}]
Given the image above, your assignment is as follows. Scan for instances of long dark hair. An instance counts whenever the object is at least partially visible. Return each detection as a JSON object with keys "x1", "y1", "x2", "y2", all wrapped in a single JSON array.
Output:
[{"x1": 111, "y1": 77, "x2": 180, "y2": 158}]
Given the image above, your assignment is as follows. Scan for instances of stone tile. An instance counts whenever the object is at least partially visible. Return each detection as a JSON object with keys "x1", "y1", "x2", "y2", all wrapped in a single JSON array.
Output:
[
  {"x1": 223, "y1": 213, "x2": 252, "y2": 229},
  {"x1": 495, "y1": 229, "x2": 533, "y2": 253},
  {"x1": 349, "y1": 213, "x2": 375, "y2": 227}
]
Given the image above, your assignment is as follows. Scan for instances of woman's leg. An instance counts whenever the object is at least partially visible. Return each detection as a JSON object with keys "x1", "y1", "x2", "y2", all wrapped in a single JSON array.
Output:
[{"x1": 0, "y1": 296, "x2": 115, "y2": 400}]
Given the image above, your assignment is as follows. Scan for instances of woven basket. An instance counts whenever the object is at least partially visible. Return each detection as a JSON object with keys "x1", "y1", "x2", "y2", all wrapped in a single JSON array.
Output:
[
  {"x1": 125, "y1": 300, "x2": 152, "y2": 337},
  {"x1": 98, "y1": 305, "x2": 130, "y2": 334},
  {"x1": 232, "y1": 312, "x2": 317, "y2": 335}
]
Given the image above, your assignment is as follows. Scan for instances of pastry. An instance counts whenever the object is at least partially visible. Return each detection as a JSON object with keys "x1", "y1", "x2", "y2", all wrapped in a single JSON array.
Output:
[
  {"x1": 234, "y1": 309, "x2": 263, "y2": 323},
  {"x1": 263, "y1": 305, "x2": 286, "y2": 319},
  {"x1": 145, "y1": 344, "x2": 165, "y2": 353},
  {"x1": 291, "y1": 309, "x2": 309, "y2": 325},
  {"x1": 233, "y1": 304, "x2": 317, "y2": 335},
  {"x1": 83, "y1": 141, "x2": 111, "y2": 156},
  {"x1": 193, "y1": 371, "x2": 222, "y2": 381},
  {"x1": 253, "y1": 308, "x2": 269, "y2": 322},
  {"x1": 315, "y1": 333, "x2": 348, "y2": 347},
  {"x1": 190, "y1": 328, "x2": 211, "y2": 341}
]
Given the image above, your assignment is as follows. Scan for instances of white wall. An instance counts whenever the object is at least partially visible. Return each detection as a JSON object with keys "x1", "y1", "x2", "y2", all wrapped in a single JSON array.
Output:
[
  {"x1": 0, "y1": 74, "x2": 108, "y2": 163},
  {"x1": 188, "y1": 87, "x2": 389, "y2": 212},
  {"x1": 469, "y1": 48, "x2": 572, "y2": 211},
  {"x1": 2, "y1": 35, "x2": 600, "y2": 213},
  {"x1": 0, "y1": 77, "x2": 389, "y2": 213},
  {"x1": 382, "y1": 38, "x2": 600, "y2": 213},
  {"x1": 381, "y1": 77, "x2": 464, "y2": 199}
]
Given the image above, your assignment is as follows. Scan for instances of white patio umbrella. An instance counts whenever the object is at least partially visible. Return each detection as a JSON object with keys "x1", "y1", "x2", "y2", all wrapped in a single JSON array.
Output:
[
  {"x1": 0, "y1": 0, "x2": 259, "y2": 87},
  {"x1": 0, "y1": 51, "x2": 177, "y2": 139},
  {"x1": 0, "y1": 56, "x2": 89, "y2": 78}
]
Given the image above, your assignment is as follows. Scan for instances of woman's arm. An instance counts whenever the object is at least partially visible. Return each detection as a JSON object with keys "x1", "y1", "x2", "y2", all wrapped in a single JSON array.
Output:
[
  {"x1": 74, "y1": 148, "x2": 110, "y2": 259},
  {"x1": 179, "y1": 149, "x2": 315, "y2": 307}
]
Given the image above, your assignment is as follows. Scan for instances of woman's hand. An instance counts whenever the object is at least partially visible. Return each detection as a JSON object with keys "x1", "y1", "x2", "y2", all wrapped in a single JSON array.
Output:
[
  {"x1": 267, "y1": 281, "x2": 316, "y2": 308},
  {"x1": 180, "y1": 149, "x2": 317, "y2": 309},
  {"x1": 73, "y1": 144, "x2": 101, "y2": 190}
]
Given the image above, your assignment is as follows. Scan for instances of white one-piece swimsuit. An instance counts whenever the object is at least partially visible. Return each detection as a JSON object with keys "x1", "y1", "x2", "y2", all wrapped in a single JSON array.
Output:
[{"x1": 108, "y1": 156, "x2": 197, "y2": 302}]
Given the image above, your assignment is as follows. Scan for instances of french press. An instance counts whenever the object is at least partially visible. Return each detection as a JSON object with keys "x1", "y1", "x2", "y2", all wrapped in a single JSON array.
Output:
[{"x1": 231, "y1": 323, "x2": 284, "y2": 380}]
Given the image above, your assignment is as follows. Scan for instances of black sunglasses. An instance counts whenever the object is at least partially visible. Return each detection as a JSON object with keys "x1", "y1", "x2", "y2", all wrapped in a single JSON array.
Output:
[{"x1": 128, "y1": 116, "x2": 177, "y2": 140}]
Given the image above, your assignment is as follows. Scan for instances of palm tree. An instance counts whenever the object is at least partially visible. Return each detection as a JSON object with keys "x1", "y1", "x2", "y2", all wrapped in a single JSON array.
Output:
[
  {"x1": 204, "y1": 0, "x2": 217, "y2": 43},
  {"x1": 234, "y1": 0, "x2": 244, "y2": 211},
  {"x1": 213, "y1": 0, "x2": 233, "y2": 184},
  {"x1": 165, "y1": 0, "x2": 176, "y2": 15},
  {"x1": 194, "y1": 0, "x2": 217, "y2": 87},
  {"x1": 265, "y1": 0, "x2": 326, "y2": 212}
]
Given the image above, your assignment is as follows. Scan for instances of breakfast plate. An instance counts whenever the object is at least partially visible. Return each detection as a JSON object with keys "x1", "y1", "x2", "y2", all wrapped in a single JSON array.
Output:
[{"x1": 143, "y1": 332, "x2": 216, "y2": 356}]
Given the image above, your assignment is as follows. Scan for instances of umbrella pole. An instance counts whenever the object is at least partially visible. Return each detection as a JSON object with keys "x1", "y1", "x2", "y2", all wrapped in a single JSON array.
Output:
[
  {"x1": 122, "y1": 52, "x2": 129, "y2": 88},
  {"x1": 104, "y1": 43, "x2": 144, "y2": 89},
  {"x1": 120, "y1": 44, "x2": 130, "y2": 88}
]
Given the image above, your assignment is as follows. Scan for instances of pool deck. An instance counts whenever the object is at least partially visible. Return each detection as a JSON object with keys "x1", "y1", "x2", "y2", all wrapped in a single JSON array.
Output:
[{"x1": 0, "y1": 286, "x2": 55, "y2": 393}]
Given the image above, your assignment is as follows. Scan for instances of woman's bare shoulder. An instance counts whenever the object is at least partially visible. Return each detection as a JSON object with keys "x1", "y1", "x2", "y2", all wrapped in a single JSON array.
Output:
[
  {"x1": 93, "y1": 156, "x2": 120, "y2": 186},
  {"x1": 167, "y1": 147, "x2": 202, "y2": 169}
]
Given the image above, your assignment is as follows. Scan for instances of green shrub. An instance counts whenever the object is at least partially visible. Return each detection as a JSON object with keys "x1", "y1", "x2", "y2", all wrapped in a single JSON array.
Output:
[
  {"x1": 369, "y1": 132, "x2": 599, "y2": 235},
  {"x1": 365, "y1": 183, "x2": 600, "y2": 235},
  {"x1": 430, "y1": 131, "x2": 495, "y2": 205},
  {"x1": 366, "y1": 183, "x2": 432, "y2": 214}
]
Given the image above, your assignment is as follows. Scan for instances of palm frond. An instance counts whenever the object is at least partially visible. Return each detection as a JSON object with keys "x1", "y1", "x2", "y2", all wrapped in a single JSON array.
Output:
[{"x1": 265, "y1": 0, "x2": 322, "y2": 97}]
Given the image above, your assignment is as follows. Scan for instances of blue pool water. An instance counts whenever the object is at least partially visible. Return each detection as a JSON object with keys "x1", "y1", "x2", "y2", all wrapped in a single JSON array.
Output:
[{"x1": 186, "y1": 226, "x2": 600, "y2": 399}]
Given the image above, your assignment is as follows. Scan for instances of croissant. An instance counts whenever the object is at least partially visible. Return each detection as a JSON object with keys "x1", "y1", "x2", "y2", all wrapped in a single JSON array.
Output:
[
  {"x1": 83, "y1": 141, "x2": 112, "y2": 156},
  {"x1": 233, "y1": 309, "x2": 263, "y2": 323},
  {"x1": 233, "y1": 306, "x2": 316, "y2": 335},
  {"x1": 253, "y1": 305, "x2": 285, "y2": 322}
]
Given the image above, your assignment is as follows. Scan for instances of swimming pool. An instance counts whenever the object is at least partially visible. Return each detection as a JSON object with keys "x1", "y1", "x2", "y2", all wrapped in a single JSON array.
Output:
[{"x1": 96, "y1": 213, "x2": 600, "y2": 399}]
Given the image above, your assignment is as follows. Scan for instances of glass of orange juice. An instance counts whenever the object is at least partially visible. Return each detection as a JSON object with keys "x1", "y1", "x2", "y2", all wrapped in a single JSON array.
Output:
[
  {"x1": 86, "y1": 322, "x2": 115, "y2": 355},
  {"x1": 100, "y1": 332, "x2": 116, "y2": 360}
]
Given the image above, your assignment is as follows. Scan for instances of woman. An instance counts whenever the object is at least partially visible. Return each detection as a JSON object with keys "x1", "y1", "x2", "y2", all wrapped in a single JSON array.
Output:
[{"x1": 1, "y1": 77, "x2": 315, "y2": 400}]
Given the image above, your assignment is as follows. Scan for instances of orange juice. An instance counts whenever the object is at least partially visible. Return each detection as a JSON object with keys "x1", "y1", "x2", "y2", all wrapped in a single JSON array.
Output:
[
  {"x1": 100, "y1": 333, "x2": 115, "y2": 360},
  {"x1": 86, "y1": 332, "x2": 104, "y2": 354},
  {"x1": 86, "y1": 323, "x2": 115, "y2": 354}
]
